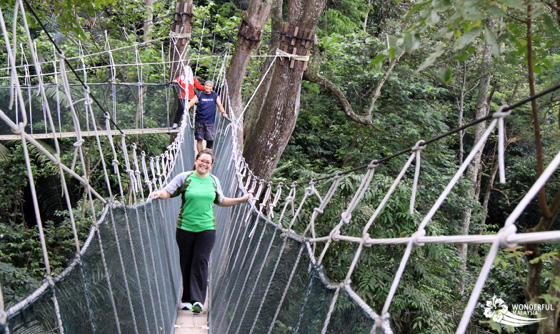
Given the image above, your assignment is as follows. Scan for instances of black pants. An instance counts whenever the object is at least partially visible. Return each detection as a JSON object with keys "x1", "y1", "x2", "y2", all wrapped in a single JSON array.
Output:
[
  {"x1": 176, "y1": 228, "x2": 216, "y2": 304},
  {"x1": 173, "y1": 98, "x2": 186, "y2": 125}
]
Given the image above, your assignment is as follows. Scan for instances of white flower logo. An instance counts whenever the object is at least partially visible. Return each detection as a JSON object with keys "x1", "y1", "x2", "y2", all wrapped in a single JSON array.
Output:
[
  {"x1": 484, "y1": 296, "x2": 508, "y2": 322},
  {"x1": 483, "y1": 295, "x2": 546, "y2": 327}
]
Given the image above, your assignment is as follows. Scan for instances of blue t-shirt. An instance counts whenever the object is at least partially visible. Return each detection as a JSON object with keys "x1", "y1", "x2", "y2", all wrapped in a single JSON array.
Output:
[{"x1": 195, "y1": 91, "x2": 218, "y2": 124}]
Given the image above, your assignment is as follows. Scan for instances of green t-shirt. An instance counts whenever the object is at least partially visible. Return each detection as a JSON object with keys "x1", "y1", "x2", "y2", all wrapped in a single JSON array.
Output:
[{"x1": 164, "y1": 171, "x2": 224, "y2": 232}]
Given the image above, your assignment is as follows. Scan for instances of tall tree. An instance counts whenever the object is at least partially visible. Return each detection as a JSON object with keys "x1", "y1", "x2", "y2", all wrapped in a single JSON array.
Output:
[
  {"x1": 226, "y1": 0, "x2": 273, "y2": 141},
  {"x1": 243, "y1": 0, "x2": 283, "y2": 143},
  {"x1": 143, "y1": 0, "x2": 154, "y2": 42},
  {"x1": 169, "y1": 0, "x2": 194, "y2": 80},
  {"x1": 243, "y1": 0, "x2": 327, "y2": 179},
  {"x1": 458, "y1": 22, "x2": 494, "y2": 285}
]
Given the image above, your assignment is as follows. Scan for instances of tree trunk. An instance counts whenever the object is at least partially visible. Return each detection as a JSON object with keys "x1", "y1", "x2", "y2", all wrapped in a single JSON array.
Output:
[
  {"x1": 243, "y1": 0, "x2": 327, "y2": 180},
  {"x1": 225, "y1": 0, "x2": 273, "y2": 147},
  {"x1": 458, "y1": 20, "x2": 494, "y2": 289},
  {"x1": 535, "y1": 188, "x2": 560, "y2": 333},
  {"x1": 170, "y1": 0, "x2": 194, "y2": 80},
  {"x1": 143, "y1": 0, "x2": 154, "y2": 42},
  {"x1": 243, "y1": 0, "x2": 283, "y2": 144}
]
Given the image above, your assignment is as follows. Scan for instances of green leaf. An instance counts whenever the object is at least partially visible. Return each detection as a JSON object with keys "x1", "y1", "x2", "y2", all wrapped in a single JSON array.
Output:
[
  {"x1": 404, "y1": 33, "x2": 420, "y2": 52},
  {"x1": 484, "y1": 27, "x2": 500, "y2": 56},
  {"x1": 438, "y1": 67, "x2": 452, "y2": 83},
  {"x1": 432, "y1": 0, "x2": 451, "y2": 12},
  {"x1": 370, "y1": 53, "x2": 386, "y2": 70},
  {"x1": 427, "y1": 10, "x2": 440, "y2": 25},
  {"x1": 455, "y1": 50, "x2": 469, "y2": 61},
  {"x1": 418, "y1": 50, "x2": 444, "y2": 71},
  {"x1": 541, "y1": 57, "x2": 553, "y2": 68},
  {"x1": 454, "y1": 27, "x2": 482, "y2": 50},
  {"x1": 498, "y1": 0, "x2": 524, "y2": 10}
]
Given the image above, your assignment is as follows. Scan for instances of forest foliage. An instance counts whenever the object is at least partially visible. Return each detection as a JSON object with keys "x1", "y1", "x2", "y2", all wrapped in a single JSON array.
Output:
[{"x1": 0, "y1": 0, "x2": 559, "y2": 333}]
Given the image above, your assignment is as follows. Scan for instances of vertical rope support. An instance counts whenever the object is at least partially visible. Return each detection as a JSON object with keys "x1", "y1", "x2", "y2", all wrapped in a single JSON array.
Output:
[
  {"x1": 105, "y1": 115, "x2": 125, "y2": 198},
  {"x1": 0, "y1": 5, "x2": 27, "y2": 124},
  {"x1": 267, "y1": 245, "x2": 305, "y2": 334},
  {"x1": 107, "y1": 206, "x2": 140, "y2": 334},
  {"x1": 225, "y1": 217, "x2": 269, "y2": 334},
  {"x1": 318, "y1": 163, "x2": 377, "y2": 265},
  {"x1": 456, "y1": 149, "x2": 560, "y2": 334},
  {"x1": 346, "y1": 153, "x2": 417, "y2": 282},
  {"x1": 215, "y1": 210, "x2": 257, "y2": 327},
  {"x1": 381, "y1": 118, "x2": 500, "y2": 319},
  {"x1": 133, "y1": 41, "x2": 145, "y2": 128},
  {"x1": 247, "y1": 234, "x2": 287, "y2": 334},
  {"x1": 0, "y1": 281, "x2": 6, "y2": 331},
  {"x1": 104, "y1": 31, "x2": 118, "y2": 121},
  {"x1": 18, "y1": 124, "x2": 65, "y2": 333},
  {"x1": 320, "y1": 284, "x2": 342, "y2": 334},
  {"x1": 409, "y1": 140, "x2": 425, "y2": 214},
  {"x1": 20, "y1": 44, "x2": 33, "y2": 132}
]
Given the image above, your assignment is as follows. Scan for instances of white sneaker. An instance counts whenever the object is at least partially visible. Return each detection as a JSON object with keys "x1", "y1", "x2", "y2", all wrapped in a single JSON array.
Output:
[
  {"x1": 180, "y1": 302, "x2": 192, "y2": 310},
  {"x1": 191, "y1": 301, "x2": 203, "y2": 313}
]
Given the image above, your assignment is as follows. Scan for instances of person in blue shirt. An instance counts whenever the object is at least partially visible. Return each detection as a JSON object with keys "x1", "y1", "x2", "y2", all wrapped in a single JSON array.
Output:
[{"x1": 187, "y1": 81, "x2": 228, "y2": 154}]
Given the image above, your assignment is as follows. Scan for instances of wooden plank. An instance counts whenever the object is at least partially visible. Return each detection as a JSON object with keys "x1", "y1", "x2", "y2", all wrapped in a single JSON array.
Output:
[{"x1": 0, "y1": 128, "x2": 179, "y2": 140}]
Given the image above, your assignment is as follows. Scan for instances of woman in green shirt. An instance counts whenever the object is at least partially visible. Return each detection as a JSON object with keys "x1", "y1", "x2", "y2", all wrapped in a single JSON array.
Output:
[{"x1": 152, "y1": 150, "x2": 250, "y2": 313}]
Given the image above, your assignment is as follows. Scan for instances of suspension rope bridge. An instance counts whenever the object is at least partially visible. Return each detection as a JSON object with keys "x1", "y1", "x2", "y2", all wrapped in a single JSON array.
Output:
[{"x1": 2, "y1": 2, "x2": 560, "y2": 334}]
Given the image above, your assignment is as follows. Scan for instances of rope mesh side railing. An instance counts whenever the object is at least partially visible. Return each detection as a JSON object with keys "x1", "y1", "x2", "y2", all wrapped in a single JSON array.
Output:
[
  {"x1": 206, "y1": 53, "x2": 560, "y2": 334},
  {"x1": 2, "y1": 1, "x2": 560, "y2": 334},
  {"x1": 0, "y1": 1, "x2": 220, "y2": 332}
]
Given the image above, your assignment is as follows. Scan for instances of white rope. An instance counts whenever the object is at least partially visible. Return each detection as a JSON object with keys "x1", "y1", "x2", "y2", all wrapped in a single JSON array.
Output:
[
  {"x1": 381, "y1": 117, "x2": 501, "y2": 317},
  {"x1": 317, "y1": 163, "x2": 377, "y2": 265},
  {"x1": 275, "y1": 48, "x2": 310, "y2": 61},
  {"x1": 235, "y1": 55, "x2": 278, "y2": 124},
  {"x1": 410, "y1": 140, "x2": 425, "y2": 214},
  {"x1": 457, "y1": 148, "x2": 560, "y2": 333},
  {"x1": 494, "y1": 105, "x2": 511, "y2": 184}
]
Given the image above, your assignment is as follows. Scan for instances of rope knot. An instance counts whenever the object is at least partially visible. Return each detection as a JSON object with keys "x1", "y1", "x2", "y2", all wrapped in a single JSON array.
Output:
[
  {"x1": 330, "y1": 228, "x2": 341, "y2": 241},
  {"x1": 73, "y1": 139, "x2": 84, "y2": 147},
  {"x1": 52, "y1": 154, "x2": 61, "y2": 166},
  {"x1": 314, "y1": 207, "x2": 324, "y2": 215},
  {"x1": 14, "y1": 122, "x2": 25, "y2": 135},
  {"x1": 376, "y1": 312, "x2": 391, "y2": 324},
  {"x1": 341, "y1": 211, "x2": 352, "y2": 224},
  {"x1": 412, "y1": 140, "x2": 426, "y2": 151},
  {"x1": 334, "y1": 171, "x2": 342, "y2": 179},
  {"x1": 45, "y1": 274, "x2": 55, "y2": 286},
  {"x1": 492, "y1": 105, "x2": 512, "y2": 119},
  {"x1": 368, "y1": 160, "x2": 378, "y2": 169},
  {"x1": 411, "y1": 229, "x2": 426, "y2": 247},
  {"x1": 361, "y1": 233, "x2": 370, "y2": 243},
  {"x1": 112, "y1": 159, "x2": 119, "y2": 167},
  {"x1": 498, "y1": 225, "x2": 517, "y2": 248}
]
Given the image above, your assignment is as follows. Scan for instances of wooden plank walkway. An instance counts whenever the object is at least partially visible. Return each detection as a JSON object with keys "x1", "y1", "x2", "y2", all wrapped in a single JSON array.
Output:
[
  {"x1": 0, "y1": 127, "x2": 178, "y2": 140},
  {"x1": 174, "y1": 299, "x2": 209, "y2": 334}
]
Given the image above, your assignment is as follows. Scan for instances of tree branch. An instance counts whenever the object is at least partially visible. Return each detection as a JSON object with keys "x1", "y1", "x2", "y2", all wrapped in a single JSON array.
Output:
[
  {"x1": 365, "y1": 50, "x2": 405, "y2": 116},
  {"x1": 303, "y1": 44, "x2": 379, "y2": 127}
]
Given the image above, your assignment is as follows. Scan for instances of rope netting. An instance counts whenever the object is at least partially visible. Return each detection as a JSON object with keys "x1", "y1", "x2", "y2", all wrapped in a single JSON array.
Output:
[{"x1": 2, "y1": 2, "x2": 560, "y2": 334}]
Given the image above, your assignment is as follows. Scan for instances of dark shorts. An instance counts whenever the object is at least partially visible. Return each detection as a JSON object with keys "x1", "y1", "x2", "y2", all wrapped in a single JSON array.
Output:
[{"x1": 194, "y1": 122, "x2": 215, "y2": 141}]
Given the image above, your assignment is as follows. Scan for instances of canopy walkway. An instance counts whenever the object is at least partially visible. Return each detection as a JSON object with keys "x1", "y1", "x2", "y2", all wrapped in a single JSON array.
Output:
[{"x1": 1, "y1": 2, "x2": 560, "y2": 334}]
